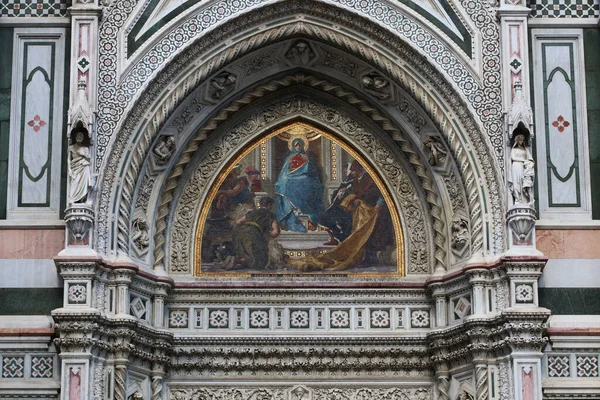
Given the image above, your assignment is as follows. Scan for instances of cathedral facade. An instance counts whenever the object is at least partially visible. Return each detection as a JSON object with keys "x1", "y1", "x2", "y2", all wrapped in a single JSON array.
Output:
[{"x1": 0, "y1": 0, "x2": 598, "y2": 399}]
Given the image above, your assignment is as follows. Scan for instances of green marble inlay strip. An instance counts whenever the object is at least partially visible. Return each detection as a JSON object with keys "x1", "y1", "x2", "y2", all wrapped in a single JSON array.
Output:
[
  {"x1": 539, "y1": 288, "x2": 600, "y2": 315},
  {"x1": 0, "y1": 28, "x2": 13, "y2": 219},
  {"x1": 0, "y1": 288, "x2": 63, "y2": 315},
  {"x1": 18, "y1": 42, "x2": 55, "y2": 208},
  {"x1": 541, "y1": 42, "x2": 581, "y2": 208},
  {"x1": 584, "y1": 28, "x2": 600, "y2": 219}
]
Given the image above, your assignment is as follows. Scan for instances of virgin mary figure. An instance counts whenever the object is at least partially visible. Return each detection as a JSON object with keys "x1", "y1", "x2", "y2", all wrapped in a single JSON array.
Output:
[{"x1": 275, "y1": 137, "x2": 324, "y2": 232}]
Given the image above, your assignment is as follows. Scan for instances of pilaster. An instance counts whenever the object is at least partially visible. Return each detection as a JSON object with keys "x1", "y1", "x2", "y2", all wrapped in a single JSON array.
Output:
[{"x1": 498, "y1": 0, "x2": 540, "y2": 254}]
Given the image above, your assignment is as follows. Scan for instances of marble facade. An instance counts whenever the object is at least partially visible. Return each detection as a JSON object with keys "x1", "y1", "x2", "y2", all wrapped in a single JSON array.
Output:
[{"x1": 0, "y1": 0, "x2": 598, "y2": 399}]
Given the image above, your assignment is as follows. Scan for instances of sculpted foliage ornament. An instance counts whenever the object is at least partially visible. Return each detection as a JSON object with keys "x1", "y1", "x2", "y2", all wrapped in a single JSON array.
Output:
[{"x1": 168, "y1": 387, "x2": 431, "y2": 400}]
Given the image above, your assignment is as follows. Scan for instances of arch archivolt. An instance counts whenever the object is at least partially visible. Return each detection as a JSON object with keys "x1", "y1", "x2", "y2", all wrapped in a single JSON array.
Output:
[
  {"x1": 164, "y1": 91, "x2": 432, "y2": 277},
  {"x1": 96, "y1": 5, "x2": 505, "y2": 273},
  {"x1": 131, "y1": 70, "x2": 470, "y2": 276}
]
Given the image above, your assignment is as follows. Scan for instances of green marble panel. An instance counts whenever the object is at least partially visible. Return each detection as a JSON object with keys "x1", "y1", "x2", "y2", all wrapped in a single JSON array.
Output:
[
  {"x1": 0, "y1": 288, "x2": 63, "y2": 315},
  {"x1": 539, "y1": 288, "x2": 600, "y2": 315},
  {"x1": 0, "y1": 28, "x2": 12, "y2": 220},
  {"x1": 584, "y1": 29, "x2": 600, "y2": 219}
]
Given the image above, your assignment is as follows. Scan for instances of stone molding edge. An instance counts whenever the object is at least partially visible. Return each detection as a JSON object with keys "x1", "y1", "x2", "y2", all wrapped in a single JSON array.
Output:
[
  {"x1": 0, "y1": 17, "x2": 71, "y2": 26},
  {"x1": 53, "y1": 255, "x2": 548, "y2": 288},
  {"x1": 536, "y1": 220, "x2": 600, "y2": 229},
  {"x1": 0, "y1": 220, "x2": 66, "y2": 229}
]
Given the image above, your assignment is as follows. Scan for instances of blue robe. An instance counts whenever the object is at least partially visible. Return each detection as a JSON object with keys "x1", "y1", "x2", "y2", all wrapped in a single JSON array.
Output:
[{"x1": 275, "y1": 149, "x2": 324, "y2": 232}]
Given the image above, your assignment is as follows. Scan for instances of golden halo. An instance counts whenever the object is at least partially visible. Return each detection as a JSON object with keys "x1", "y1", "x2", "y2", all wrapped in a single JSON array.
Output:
[{"x1": 288, "y1": 134, "x2": 309, "y2": 151}]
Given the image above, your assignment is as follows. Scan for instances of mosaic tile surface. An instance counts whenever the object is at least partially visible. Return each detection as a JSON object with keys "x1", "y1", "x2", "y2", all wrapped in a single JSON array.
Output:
[
  {"x1": 529, "y1": 0, "x2": 599, "y2": 17},
  {"x1": 0, "y1": 0, "x2": 68, "y2": 17}
]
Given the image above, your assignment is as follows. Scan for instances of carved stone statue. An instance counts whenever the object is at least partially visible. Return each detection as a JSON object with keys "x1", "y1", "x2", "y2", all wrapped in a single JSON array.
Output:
[
  {"x1": 132, "y1": 217, "x2": 150, "y2": 250},
  {"x1": 68, "y1": 121, "x2": 93, "y2": 204},
  {"x1": 423, "y1": 136, "x2": 447, "y2": 166},
  {"x1": 450, "y1": 218, "x2": 469, "y2": 251},
  {"x1": 153, "y1": 135, "x2": 176, "y2": 165},
  {"x1": 508, "y1": 133, "x2": 534, "y2": 205},
  {"x1": 285, "y1": 41, "x2": 315, "y2": 65},
  {"x1": 362, "y1": 74, "x2": 391, "y2": 99},
  {"x1": 209, "y1": 72, "x2": 236, "y2": 99}
]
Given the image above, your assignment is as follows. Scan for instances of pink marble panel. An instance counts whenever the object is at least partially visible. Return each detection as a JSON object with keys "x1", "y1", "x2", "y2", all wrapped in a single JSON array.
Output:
[
  {"x1": 537, "y1": 229, "x2": 600, "y2": 259},
  {"x1": 69, "y1": 368, "x2": 81, "y2": 400},
  {"x1": 0, "y1": 228, "x2": 64, "y2": 259},
  {"x1": 522, "y1": 366, "x2": 534, "y2": 400}
]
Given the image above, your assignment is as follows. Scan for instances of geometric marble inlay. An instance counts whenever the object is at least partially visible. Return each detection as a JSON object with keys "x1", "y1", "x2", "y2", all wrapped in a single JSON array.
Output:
[
  {"x1": 548, "y1": 355, "x2": 570, "y2": 377},
  {"x1": 290, "y1": 310, "x2": 310, "y2": 329},
  {"x1": 77, "y1": 55, "x2": 90, "y2": 73},
  {"x1": 31, "y1": 356, "x2": 53, "y2": 378},
  {"x1": 168, "y1": 310, "x2": 188, "y2": 328},
  {"x1": 0, "y1": 0, "x2": 68, "y2": 17},
  {"x1": 2, "y1": 356, "x2": 25, "y2": 378},
  {"x1": 515, "y1": 284, "x2": 534, "y2": 304},
  {"x1": 529, "y1": 0, "x2": 599, "y2": 17},
  {"x1": 370, "y1": 309, "x2": 391, "y2": 329},
  {"x1": 249, "y1": 310, "x2": 270, "y2": 329},
  {"x1": 453, "y1": 297, "x2": 471, "y2": 319},
  {"x1": 410, "y1": 310, "x2": 430, "y2": 328},
  {"x1": 576, "y1": 356, "x2": 599, "y2": 377},
  {"x1": 330, "y1": 310, "x2": 350, "y2": 329},
  {"x1": 551, "y1": 115, "x2": 571, "y2": 133},
  {"x1": 208, "y1": 310, "x2": 229, "y2": 329}
]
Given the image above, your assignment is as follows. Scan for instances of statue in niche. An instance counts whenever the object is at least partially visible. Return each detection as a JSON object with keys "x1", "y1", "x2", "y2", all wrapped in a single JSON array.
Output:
[
  {"x1": 450, "y1": 218, "x2": 469, "y2": 251},
  {"x1": 132, "y1": 217, "x2": 150, "y2": 250},
  {"x1": 153, "y1": 135, "x2": 176, "y2": 165},
  {"x1": 423, "y1": 136, "x2": 447, "y2": 166},
  {"x1": 68, "y1": 121, "x2": 93, "y2": 204},
  {"x1": 362, "y1": 74, "x2": 391, "y2": 99},
  {"x1": 209, "y1": 72, "x2": 236, "y2": 99},
  {"x1": 508, "y1": 132, "x2": 535, "y2": 206},
  {"x1": 285, "y1": 41, "x2": 315, "y2": 65}
]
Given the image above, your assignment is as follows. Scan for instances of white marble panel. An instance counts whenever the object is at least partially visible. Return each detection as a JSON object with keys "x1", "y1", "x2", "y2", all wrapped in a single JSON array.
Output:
[
  {"x1": 532, "y1": 29, "x2": 592, "y2": 220},
  {"x1": 7, "y1": 28, "x2": 66, "y2": 219},
  {"x1": 0, "y1": 259, "x2": 62, "y2": 288},
  {"x1": 539, "y1": 259, "x2": 600, "y2": 288}
]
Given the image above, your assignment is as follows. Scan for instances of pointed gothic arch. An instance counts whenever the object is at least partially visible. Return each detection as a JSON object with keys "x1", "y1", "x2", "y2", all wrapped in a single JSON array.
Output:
[{"x1": 95, "y1": 1, "x2": 505, "y2": 278}]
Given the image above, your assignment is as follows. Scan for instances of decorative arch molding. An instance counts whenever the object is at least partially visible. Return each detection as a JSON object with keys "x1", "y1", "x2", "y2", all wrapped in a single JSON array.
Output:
[
  {"x1": 123, "y1": 0, "x2": 475, "y2": 61},
  {"x1": 95, "y1": 3, "x2": 505, "y2": 264},
  {"x1": 163, "y1": 91, "x2": 433, "y2": 277}
]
